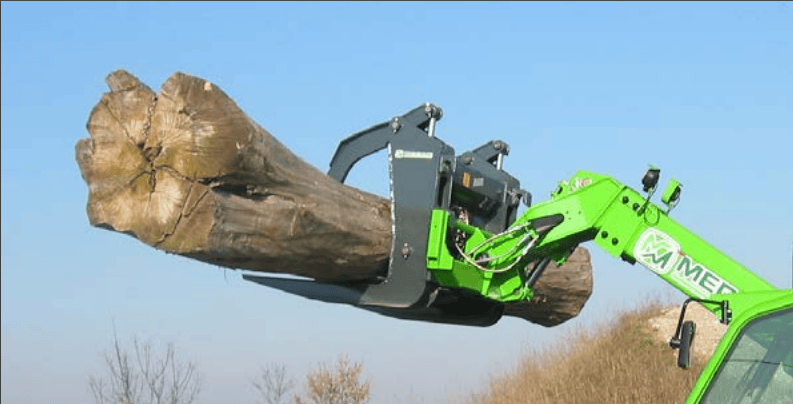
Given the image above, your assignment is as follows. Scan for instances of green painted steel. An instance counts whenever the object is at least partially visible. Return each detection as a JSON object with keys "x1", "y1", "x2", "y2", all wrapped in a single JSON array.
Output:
[
  {"x1": 426, "y1": 209, "x2": 531, "y2": 302},
  {"x1": 426, "y1": 169, "x2": 776, "y2": 312}
]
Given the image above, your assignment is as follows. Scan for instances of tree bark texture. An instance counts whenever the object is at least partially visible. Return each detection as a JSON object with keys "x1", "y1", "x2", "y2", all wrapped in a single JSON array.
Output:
[{"x1": 76, "y1": 70, "x2": 592, "y2": 325}]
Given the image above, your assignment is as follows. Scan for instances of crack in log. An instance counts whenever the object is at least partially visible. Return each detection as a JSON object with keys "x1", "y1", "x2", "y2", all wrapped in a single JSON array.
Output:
[
  {"x1": 196, "y1": 176, "x2": 279, "y2": 201},
  {"x1": 153, "y1": 208, "x2": 185, "y2": 248},
  {"x1": 156, "y1": 165, "x2": 191, "y2": 181},
  {"x1": 143, "y1": 145, "x2": 162, "y2": 161},
  {"x1": 98, "y1": 98, "x2": 136, "y2": 147},
  {"x1": 181, "y1": 183, "x2": 210, "y2": 218},
  {"x1": 152, "y1": 183, "x2": 211, "y2": 249}
]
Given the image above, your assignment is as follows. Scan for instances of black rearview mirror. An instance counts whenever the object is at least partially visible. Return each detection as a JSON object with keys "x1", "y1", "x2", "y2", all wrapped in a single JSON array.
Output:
[{"x1": 677, "y1": 320, "x2": 696, "y2": 369}]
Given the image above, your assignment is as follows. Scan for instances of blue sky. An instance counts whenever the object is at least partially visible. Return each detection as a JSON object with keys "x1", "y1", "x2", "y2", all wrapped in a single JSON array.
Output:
[{"x1": 2, "y1": 2, "x2": 791, "y2": 403}]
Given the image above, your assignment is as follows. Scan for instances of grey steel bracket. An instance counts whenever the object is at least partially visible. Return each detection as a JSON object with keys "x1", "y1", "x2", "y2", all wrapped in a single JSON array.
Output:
[
  {"x1": 328, "y1": 103, "x2": 443, "y2": 183},
  {"x1": 327, "y1": 103, "x2": 455, "y2": 309},
  {"x1": 468, "y1": 139, "x2": 510, "y2": 170},
  {"x1": 241, "y1": 275, "x2": 503, "y2": 327},
  {"x1": 454, "y1": 140, "x2": 531, "y2": 233}
]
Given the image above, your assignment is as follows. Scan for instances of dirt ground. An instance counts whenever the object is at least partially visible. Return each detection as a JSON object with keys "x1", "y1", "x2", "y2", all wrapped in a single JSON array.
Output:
[{"x1": 647, "y1": 303, "x2": 728, "y2": 362}]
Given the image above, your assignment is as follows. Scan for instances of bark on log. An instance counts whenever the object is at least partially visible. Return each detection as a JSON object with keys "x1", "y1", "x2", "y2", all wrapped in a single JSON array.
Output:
[{"x1": 76, "y1": 70, "x2": 592, "y2": 325}]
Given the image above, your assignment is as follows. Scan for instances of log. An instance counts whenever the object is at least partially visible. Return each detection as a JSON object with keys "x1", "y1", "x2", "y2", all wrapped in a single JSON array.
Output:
[{"x1": 76, "y1": 70, "x2": 592, "y2": 325}]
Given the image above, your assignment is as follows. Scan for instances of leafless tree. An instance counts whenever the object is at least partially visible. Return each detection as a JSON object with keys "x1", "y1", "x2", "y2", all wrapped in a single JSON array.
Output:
[
  {"x1": 89, "y1": 331, "x2": 201, "y2": 404},
  {"x1": 293, "y1": 355, "x2": 371, "y2": 404},
  {"x1": 252, "y1": 363, "x2": 295, "y2": 404}
]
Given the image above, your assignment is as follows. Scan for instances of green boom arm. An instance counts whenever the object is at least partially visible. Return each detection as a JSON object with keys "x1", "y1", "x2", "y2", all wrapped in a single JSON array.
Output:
[{"x1": 426, "y1": 169, "x2": 777, "y2": 318}]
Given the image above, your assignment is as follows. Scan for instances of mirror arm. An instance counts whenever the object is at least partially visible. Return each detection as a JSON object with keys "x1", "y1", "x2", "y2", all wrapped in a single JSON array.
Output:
[{"x1": 670, "y1": 297, "x2": 731, "y2": 349}]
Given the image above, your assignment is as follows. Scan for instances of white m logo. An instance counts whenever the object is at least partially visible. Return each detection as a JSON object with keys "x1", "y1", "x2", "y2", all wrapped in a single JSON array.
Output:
[{"x1": 634, "y1": 229, "x2": 680, "y2": 275}]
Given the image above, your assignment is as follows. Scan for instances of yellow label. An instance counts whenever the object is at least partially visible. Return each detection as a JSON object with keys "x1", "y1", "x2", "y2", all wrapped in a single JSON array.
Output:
[{"x1": 462, "y1": 172, "x2": 472, "y2": 188}]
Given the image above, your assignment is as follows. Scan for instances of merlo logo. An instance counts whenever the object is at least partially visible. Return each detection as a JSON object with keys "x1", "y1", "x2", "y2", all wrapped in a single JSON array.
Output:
[
  {"x1": 633, "y1": 228, "x2": 738, "y2": 298},
  {"x1": 634, "y1": 229, "x2": 680, "y2": 275}
]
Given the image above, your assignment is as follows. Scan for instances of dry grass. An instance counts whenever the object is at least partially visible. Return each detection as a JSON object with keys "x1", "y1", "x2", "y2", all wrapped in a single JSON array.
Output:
[{"x1": 463, "y1": 302, "x2": 706, "y2": 404}]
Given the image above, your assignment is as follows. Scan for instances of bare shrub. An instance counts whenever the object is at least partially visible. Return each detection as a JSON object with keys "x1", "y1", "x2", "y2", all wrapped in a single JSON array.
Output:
[
  {"x1": 88, "y1": 332, "x2": 201, "y2": 404},
  {"x1": 293, "y1": 355, "x2": 371, "y2": 404},
  {"x1": 253, "y1": 363, "x2": 295, "y2": 404}
]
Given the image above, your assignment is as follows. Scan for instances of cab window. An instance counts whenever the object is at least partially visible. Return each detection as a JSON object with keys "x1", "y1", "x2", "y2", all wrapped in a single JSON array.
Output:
[{"x1": 699, "y1": 307, "x2": 793, "y2": 404}]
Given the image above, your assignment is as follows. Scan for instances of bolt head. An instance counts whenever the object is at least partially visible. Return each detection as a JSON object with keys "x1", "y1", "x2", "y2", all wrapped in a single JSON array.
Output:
[{"x1": 401, "y1": 243, "x2": 411, "y2": 259}]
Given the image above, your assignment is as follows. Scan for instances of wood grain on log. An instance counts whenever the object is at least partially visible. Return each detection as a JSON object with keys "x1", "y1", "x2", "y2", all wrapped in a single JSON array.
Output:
[{"x1": 76, "y1": 70, "x2": 592, "y2": 325}]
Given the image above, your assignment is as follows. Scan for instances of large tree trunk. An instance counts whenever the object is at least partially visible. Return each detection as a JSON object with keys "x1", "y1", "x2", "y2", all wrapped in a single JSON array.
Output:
[{"x1": 76, "y1": 70, "x2": 592, "y2": 325}]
